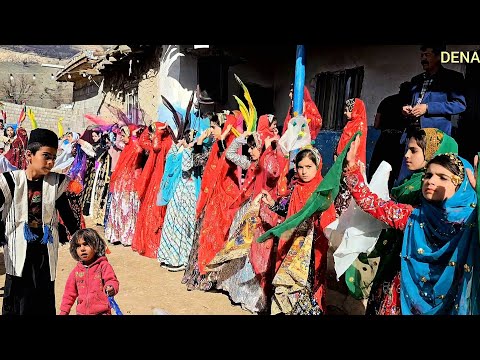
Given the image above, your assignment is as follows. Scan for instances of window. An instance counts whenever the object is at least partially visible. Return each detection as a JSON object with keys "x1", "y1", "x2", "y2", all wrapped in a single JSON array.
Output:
[{"x1": 314, "y1": 66, "x2": 364, "y2": 130}]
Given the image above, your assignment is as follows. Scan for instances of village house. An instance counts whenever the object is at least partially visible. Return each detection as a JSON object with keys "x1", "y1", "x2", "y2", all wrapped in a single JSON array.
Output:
[{"x1": 55, "y1": 44, "x2": 480, "y2": 172}]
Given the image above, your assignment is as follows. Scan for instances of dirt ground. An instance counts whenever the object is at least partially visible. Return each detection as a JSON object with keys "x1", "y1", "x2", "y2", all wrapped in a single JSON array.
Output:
[
  {"x1": 0, "y1": 217, "x2": 369, "y2": 315},
  {"x1": 0, "y1": 217, "x2": 249, "y2": 315}
]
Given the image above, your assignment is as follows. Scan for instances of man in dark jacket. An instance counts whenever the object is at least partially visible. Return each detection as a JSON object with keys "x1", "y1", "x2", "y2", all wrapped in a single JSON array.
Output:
[{"x1": 402, "y1": 45, "x2": 466, "y2": 136}]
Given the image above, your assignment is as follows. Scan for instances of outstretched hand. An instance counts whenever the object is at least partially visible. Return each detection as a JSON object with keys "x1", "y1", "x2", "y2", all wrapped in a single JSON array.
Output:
[
  {"x1": 466, "y1": 154, "x2": 478, "y2": 189},
  {"x1": 345, "y1": 135, "x2": 360, "y2": 169},
  {"x1": 261, "y1": 189, "x2": 275, "y2": 207}
]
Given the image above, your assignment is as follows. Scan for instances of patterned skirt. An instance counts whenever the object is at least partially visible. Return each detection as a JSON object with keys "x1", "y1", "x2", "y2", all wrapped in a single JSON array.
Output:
[
  {"x1": 157, "y1": 178, "x2": 197, "y2": 267},
  {"x1": 181, "y1": 209, "x2": 217, "y2": 291},
  {"x1": 104, "y1": 190, "x2": 140, "y2": 246}
]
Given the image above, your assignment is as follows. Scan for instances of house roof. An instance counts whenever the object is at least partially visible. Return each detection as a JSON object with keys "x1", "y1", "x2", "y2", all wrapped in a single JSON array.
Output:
[{"x1": 55, "y1": 45, "x2": 147, "y2": 82}]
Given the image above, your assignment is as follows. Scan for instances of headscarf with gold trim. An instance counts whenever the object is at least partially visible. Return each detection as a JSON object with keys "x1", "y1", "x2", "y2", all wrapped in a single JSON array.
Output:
[{"x1": 391, "y1": 128, "x2": 458, "y2": 204}]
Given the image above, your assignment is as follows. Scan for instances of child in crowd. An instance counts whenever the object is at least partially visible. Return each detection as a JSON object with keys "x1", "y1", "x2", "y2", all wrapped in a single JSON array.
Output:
[
  {"x1": 59, "y1": 228, "x2": 119, "y2": 315},
  {"x1": 0, "y1": 128, "x2": 79, "y2": 315}
]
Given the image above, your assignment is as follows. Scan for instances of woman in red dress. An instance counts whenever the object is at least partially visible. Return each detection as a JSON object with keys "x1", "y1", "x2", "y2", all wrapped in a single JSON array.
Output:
[{"x1": 132, "y1": 122, "x2": 172, "y2": 258}]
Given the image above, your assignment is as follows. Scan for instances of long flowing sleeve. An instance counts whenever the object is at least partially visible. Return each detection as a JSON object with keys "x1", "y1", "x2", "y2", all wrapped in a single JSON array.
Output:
[
  {"x1": 193, "y1": 144, "x2": 210, "y2": 169},
  {"x1": 226, "y1": 137, "x2": 250, "y2": 170},
  {"x1": 182, "y1": 148, "x2": 194, "y2": 172},
  {"x1": 56, "y1": 192, "x2": 81, "y2": 237},
  {"x1": 80, "y1": 141, "x2": 96, "y2": 158},
  {"x1": 344, "y1": 165, "x2": 413, "y2": 230}
]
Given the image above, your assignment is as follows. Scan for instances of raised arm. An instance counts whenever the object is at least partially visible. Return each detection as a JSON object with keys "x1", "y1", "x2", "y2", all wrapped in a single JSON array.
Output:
[
  {"x1": 226, "y1": 136, "x2": 251, "y2": 170},
  {"x1": 344, "y1": 137, "x2": 413, "y2": 230}
]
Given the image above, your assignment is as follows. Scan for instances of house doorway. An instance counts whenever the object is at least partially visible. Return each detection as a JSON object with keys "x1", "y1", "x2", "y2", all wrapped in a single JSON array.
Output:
[
  {"x1": 458, "y1": 52, "x2": 480, "y2": 162},
  {"x1": 244, "y1": 82, "x2": 274, "y2": 118}
]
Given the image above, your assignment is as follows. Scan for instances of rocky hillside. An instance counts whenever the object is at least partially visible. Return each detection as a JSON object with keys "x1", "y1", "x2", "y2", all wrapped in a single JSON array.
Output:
[
  {"x1": 0, "y1": 45, "x2": 111, "y2": 64},
  {"x1": 0, "y1": 45, "x2": 111, "y2": 109}
]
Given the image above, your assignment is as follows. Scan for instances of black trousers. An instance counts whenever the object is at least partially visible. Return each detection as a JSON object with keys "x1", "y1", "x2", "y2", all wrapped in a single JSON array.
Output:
[{"x1": 2, "y1": 241, "x2": 56, "y2": 315}]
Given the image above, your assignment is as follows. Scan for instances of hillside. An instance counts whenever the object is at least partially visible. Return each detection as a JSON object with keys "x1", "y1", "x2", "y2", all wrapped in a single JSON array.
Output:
[
  {"x1": 0, "y1": 45, "x2": 111, "y2": 64},
  {"x1": 0, "y1": 45, "x2": 111, "y2": 109}
]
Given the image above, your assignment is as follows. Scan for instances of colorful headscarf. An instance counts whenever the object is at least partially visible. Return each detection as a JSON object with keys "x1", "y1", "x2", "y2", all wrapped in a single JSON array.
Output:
[
  {"x1": 258, "y1": 132, "x2": 361, "y2": 243},
  {"x1": 4, "y1": 127, "x2": 28, "y2": 169},
  {"x1": 109, "y1": 124, "x2": 141, "y2": 192},
  {"x1": 345, "y1": 98, "x2": 356, "y2": 112},
  {"x1": 257, "y1": 114, "x2": 276, "y2": 143},
  {"x1": 391, "y1": 128, "x2": 458, "y2": 204},
  {"x1": 400, "y1": 155, "x2": 480, "y2": 314},
  {"x1": 157, "y1": 109, "x2": 210, "y2": 206},
  {"x1": 336, "y1": 98, "x2": 367, "y2": 165},
  {"x1": 52, "y1": 131, "x2": 80, "y2": 172}
]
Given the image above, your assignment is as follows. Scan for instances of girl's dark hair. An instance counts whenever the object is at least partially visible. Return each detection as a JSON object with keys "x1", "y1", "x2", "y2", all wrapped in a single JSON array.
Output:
[
  {"x1": 209, "y1": 114, "x2": 222, "y2": 128},
  {"x1": 426, "y1": 154, "x2": 464, "y2": 181},
  {"x1": 69, "y1": 228, "x2": 107, "y2": 261},
  {"x1": 406, "y1": 127, "x2": 427, "y2": 155},
  {"x1": 6, "y1": 126, "x2": 15, "y2": 136},
  {"x1": 203, "y1": 111, "x2": 214, "y2": 120},
  {"x1": 246, "y1": 134, "x2": 258, "y2": 149},
  {"x1": 184, "y1": 128, "x2": 197, "y2": 143},
  {"x1": 295, "y1": 148, "x2": 319, "y2": 167}
]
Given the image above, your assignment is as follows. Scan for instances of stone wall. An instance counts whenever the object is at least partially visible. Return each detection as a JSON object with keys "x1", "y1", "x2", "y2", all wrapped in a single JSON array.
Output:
[{"x1": 1, "y1": 101, "x2": 86, "y2": 136}]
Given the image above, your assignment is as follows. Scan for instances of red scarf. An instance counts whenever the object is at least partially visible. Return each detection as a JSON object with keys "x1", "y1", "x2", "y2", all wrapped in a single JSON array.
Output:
[
  {"x1": 282, "y1": 86, "x2": 323, "y2": 140},
  {"x1": 275, "y1": 160, "x2": 336, "y2": 311},
  {"x1": 336, "y1": 98, "x2": 367, "y2": 165},
  {"x1": 257, "y1": 114, "x2": 276, "y2": 143},
  {"x1": 109, "y1": 125, "x2": 141, "y2": 192},
  {"x1": 195, "y1": 114, "x2": 237, "y2": 218},
  {"x1": 5, "y1": 127, "x2": 28, "y2": 170}
]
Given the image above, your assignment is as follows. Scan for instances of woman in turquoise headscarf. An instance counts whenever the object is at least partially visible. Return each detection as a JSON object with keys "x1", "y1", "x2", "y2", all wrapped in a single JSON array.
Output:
[
  {"x1": 346, "y1": 127, "x2": 458, "y2": 314},
  {"x1": 157, "y1": 106, "x2": 210, "y2": 271},
  {"x1": 344, "y1": 136, "x2": 480, "y2": 314}
]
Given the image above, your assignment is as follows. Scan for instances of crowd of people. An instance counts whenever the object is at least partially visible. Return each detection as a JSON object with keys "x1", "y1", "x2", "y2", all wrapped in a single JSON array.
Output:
[{"x1": 0, "y1": 44, "x2": 478, "y2": 316}]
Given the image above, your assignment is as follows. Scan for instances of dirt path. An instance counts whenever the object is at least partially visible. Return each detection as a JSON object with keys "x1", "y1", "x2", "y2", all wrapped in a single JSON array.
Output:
[
  {"x1": 0, "y1": 217, "x2": 368, "y2": 315},
  {"x1": 0, "y1": 218, "x2": 250, "y2": 315}
]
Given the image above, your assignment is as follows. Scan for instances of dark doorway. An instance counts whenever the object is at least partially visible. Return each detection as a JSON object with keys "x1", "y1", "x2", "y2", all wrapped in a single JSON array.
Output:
[
  {"x1": 197, "y1": 56, "x2": 229, "y2": 104},
  {"x1": 314, "y1": 66, "x2": 364, "y2": 130},
  {"x1": 244, "y1": 82, "x2": 274, "y2": 117},
  {"x1": 457, "y1": 50, "x2": 480, "y2": 163}
]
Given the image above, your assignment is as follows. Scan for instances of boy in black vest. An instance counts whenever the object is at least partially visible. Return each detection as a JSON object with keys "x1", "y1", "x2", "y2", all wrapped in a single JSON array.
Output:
[{"x1": 0, "y1": 128, "x2": 79, "y2": 315}]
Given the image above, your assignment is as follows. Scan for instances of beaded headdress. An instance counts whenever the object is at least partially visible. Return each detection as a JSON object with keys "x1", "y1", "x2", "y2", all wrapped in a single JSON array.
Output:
[{"x1": 345, "y1": 98, "x2": 356, "y2": 112}]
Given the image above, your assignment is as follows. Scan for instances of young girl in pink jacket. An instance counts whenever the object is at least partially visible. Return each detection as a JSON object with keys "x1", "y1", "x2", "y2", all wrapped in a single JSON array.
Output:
[{"x1": 60, "y1": 228, "x2": 120, "y2": 315}]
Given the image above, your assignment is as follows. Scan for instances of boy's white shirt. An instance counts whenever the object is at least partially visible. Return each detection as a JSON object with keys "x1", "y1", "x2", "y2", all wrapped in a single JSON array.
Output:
[{"x1": 0, "y1": 170, "x2": 69, "y2": 281}]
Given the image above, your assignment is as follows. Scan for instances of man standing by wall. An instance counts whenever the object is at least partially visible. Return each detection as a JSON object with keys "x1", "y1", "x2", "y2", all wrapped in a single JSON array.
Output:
[{"x1": 402, "y1": 45, "x2": 466, "y2": 136}]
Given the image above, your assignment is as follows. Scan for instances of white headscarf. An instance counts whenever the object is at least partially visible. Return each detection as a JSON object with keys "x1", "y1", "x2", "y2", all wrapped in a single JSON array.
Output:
[{"x1": 51, "y1": 132, "x2": 80, "y2": 173}]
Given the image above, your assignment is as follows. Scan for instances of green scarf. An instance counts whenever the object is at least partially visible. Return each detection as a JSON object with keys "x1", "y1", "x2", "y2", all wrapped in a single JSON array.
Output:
[
  {"x1": 390, "y1": 130, "x2": 458, "y2": 203},
  {"x1": 257, "y1": 131, "x2": 361, "y2": 243},
  {"x1": 345, "y1": 128, "x2": 458, "y2": 300}
]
